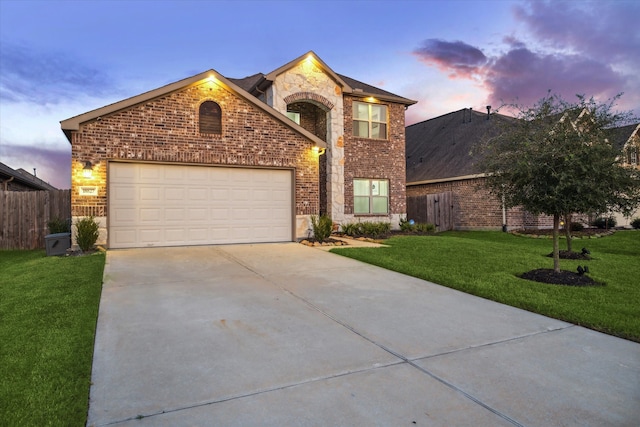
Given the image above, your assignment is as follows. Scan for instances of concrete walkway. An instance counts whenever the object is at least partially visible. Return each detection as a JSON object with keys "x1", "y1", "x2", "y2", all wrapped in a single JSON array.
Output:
[{"x1": 88, "y1": 243, "x2": 640, "y2": 426}]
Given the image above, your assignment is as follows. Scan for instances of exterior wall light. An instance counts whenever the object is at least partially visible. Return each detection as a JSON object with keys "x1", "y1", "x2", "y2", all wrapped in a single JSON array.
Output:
[
  {"x1": 312, "y1": 146, "x2": 326, "y2": 155},
  {"x1": 83, "y1": 161, "x2": 93, "y2": 178}
]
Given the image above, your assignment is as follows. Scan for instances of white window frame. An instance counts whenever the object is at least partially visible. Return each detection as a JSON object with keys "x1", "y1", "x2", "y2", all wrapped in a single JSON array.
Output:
[
  {"x1": 354, "y1": 178, "x2": 389, "y2": 215},
  {"x1": 286, "y1": 111, "x2": 301, "y2": 125},
  {"x1": 353, "y1": 101, "x2": 388, "y2": 140}
]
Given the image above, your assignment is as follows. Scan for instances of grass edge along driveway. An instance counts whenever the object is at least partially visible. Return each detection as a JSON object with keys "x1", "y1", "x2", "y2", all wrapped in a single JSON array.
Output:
[
  {"x1": 332, "y1": 230, "x2": 640, "y2": 343},
  {"x1": 0, "y1": 250, "x2": 105, "y2": 427}
]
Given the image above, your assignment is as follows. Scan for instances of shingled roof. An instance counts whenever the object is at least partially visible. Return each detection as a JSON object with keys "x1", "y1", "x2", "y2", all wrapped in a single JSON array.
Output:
[
  {"x1": 406, "y1": 108, "x2": 516, "y2": 184},
  {"x1": 0, "y1": 162, "x2": 58, "y2": 191},
  {"x1": 227, "y1": 51, "x2": 416, "y2": 106},
  {"x1": 606, "y1": 122, "x2": 639, "y2": 151}
]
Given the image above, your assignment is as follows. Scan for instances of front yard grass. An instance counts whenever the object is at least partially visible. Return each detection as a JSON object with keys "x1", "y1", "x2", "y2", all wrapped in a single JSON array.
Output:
[
  {"x1": 0, "y1": 250, "x2": 105, "y2": 426},
  {"x1": 331, "y1": 230, "x2": 640, "y2": 342}
]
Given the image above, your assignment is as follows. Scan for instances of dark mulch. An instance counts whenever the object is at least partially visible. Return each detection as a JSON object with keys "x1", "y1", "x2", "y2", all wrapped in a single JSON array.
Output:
[
  {"x1": 547, "y1": 250, "x2": 592, "y2": 260},
  {"x1": 514, "y1": 228, "x2": 614, "y2": 238},
  {"x1": 519, "y1": 269, "x2": 603, "y2": 286}
]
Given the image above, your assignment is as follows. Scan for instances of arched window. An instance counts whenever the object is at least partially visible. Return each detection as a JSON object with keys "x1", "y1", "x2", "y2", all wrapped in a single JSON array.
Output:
[{"x1": 199, "y1": 101, "x2": 222, "y2": 134}]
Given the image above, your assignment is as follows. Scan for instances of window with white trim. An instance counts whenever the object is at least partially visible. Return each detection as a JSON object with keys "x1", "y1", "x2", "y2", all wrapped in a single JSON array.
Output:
[
  {"x1": 354, "y1": 179, "x2": 389, "y2": 214},
  {"x1": 353, "y1": 101, "x2": 388, "y2": 139}
]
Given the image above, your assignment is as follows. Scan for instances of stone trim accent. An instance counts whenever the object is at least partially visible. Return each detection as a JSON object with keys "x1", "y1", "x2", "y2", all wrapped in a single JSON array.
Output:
[{"x1": 283, "y1": 92, "x2": 334, "y2": 110}]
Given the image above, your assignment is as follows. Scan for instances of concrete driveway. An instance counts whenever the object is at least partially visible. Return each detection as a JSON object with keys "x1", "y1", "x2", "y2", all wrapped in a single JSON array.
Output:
[{"x1": 88, "y1": 243, "x2": 640, "y2": 426}]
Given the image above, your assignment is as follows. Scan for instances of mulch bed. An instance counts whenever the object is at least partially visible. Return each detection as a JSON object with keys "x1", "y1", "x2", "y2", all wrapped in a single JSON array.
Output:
[
  {"x1": 519, "y1": 269, "x2": 603, "y2": 286},
  {"x1": 513, "y1": 228, "x2": 615, "y2": 239},
  {"x1": 548, "y1": 250, "x2": 592, "y2": 260}
]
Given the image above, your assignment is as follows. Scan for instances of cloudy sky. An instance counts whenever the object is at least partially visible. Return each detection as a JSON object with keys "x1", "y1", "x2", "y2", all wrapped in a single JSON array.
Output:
[{"x1": 1, "y1": 0, "x2": 638, "y2": 189}]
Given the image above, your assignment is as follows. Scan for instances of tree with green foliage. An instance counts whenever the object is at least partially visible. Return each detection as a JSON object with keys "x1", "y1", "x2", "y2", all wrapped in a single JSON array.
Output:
[{"x1": 477, "y1": 93, "x2": 640, "y2": 272}]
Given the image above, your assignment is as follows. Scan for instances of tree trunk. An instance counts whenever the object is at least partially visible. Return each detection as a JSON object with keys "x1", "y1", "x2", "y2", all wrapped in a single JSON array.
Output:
[
  {"x1": 564, "y1": 213, "x2": 572, "y2": 253},
  {"x1": 553, "y1": 213, "x2": 561, "y2": 273}
]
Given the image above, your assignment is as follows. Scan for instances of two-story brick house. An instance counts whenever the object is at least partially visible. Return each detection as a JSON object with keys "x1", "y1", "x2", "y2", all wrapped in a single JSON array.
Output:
[{"x1": 61, "y1": 52, "x2": 416, "y2": 248}]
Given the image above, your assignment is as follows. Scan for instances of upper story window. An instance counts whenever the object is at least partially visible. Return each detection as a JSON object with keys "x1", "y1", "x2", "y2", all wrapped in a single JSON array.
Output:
[
  {"x1": 286, "y1": 111, "x2": 301, "y2": 125},
  {"x1": 199, "y1": 101, "x2": 222, "y2": 134},
  {"x1": 630, "y1": 148, "x2": 638, "y2": 166},
  {"x1": 354, "y1": 178, "x2": 389, "y2": 215},
  {"x1": 353, "y1": 101, "x2": 388, "y2": 139}
]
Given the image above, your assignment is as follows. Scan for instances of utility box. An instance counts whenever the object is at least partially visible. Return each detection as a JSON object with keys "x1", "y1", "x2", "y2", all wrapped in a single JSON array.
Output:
[{"x1": 45, "y1": 233, "x2": 71, "y2": 256}]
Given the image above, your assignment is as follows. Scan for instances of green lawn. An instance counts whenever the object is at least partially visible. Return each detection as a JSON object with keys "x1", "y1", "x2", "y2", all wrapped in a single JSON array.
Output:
[
  {"x1": 0, "y1": 250, "x2": 105, "y2": 426},
  {"x1": 332, "y1": 230, "x2": 640, "y2": 342}
]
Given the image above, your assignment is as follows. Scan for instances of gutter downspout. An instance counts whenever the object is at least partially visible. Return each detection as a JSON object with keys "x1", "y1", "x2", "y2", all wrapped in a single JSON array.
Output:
[{"x1": 2, "y1": 176, "x2": 14, "y2": 191}]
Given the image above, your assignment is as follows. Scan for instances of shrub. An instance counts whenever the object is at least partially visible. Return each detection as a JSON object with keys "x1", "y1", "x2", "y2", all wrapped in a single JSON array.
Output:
[
  {"x1": 310, "y1": 214, "x2": 333, "y2": 242},
  {"x1": 75, "y1": 216, "x2": 100, "y2": 251},
  {"x1": 415, "y1": 222, "x2": 436, "y2": 233},
  {"x1": 47, "y1": 217, "x2": 70, "y2": 234},
  {"x1": 569, "y1": 222, "x2": 584, "y2": 232},
  {"x1": 592, "y1": 216, "x2": 617, "y2": 229},
  {"x1": 340, "y1": 221, "x2": 391, "y2": 238},
  {"x1": 341, "y1": 222, "x2": 359, "y2": 236},
  {"x1": 360, "y1": 221, "x2": 391, "y2": 238},
  {"x1": 631, "y1": 218, "x2": 640, "y2": 229},
  {"x1": 399, "y1": 217, "x2": 415, "y2": 232}
]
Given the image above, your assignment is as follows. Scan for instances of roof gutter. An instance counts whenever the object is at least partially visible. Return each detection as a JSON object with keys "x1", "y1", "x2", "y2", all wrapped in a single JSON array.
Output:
[{"x1": 407, "y1": 173, "x2": 486, "y2": 186}]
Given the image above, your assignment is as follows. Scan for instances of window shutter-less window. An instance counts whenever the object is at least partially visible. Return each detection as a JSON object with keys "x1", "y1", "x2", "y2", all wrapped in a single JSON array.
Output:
[{"x1": 199, "y1": 101, "x2": 222, "y2": 134}]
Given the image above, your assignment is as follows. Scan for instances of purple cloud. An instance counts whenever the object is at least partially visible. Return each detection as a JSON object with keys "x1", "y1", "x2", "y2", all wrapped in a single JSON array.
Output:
[
  {"x1": 485, "y1": 46, "x2": 626, "y2": 109},
  {"x1": 412, "y1": 1, "x2": 639, "y2": 115},
  {"x1": 513, "y1": 0, "x2": 640, "y2": 67},
  {"x1": 414, "y1": 39, "x2": 487, "y2": 78}
]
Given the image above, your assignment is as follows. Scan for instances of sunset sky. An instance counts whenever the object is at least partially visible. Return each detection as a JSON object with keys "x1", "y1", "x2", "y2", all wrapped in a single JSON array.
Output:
[{"x1": 1, "y1": 0, "x2": 638, "y2": 189}]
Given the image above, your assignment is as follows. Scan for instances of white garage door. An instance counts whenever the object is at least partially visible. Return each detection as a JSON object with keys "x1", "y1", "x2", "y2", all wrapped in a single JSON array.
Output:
[{"x1": 108, "y1": 163, "x2": 293, "y2": 248}]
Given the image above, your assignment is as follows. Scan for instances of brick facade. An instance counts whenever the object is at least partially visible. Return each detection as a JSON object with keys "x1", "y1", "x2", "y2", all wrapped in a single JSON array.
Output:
[
  {"x1": 71, "y1": 79, "x2": 319, "y2": 240},
  {"x1": 407, "y1": 178, "x2": 560, "y2": 230},
  {"x1": 408, "y1": 177, "x2": 594, "y2": 230},
  {"x1": 343, "y1": 96, "x2": 407, "y2": 220}
]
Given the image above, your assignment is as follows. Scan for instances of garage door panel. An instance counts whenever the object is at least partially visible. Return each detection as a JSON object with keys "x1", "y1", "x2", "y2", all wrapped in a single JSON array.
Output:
[
  {"x1": 165, "y1": 228, "x2": 186, "y2": 242},
  {"x1": 165, "y1": 188, "x2": 184, "y2": 201},
  {"x1": 165, "y1": 208, "x2": 185, "y2": 221},
  {"x1": 140, "y1": 208, "x2": 161, "y2": 222},
  {"x1": 211, "y1": 188, "x2": 229, "y2": 200},
  {"x1": 109, "y1": 163, "x2": 293, "y2": 248},
  {"x1": 111, "y1": 184, "x2": 136, "y2": 200},
  {"x1": 140, "y1": 229, "x2": 162, "y2": 244},
  {"x1": 112, "y1": 208, "x2": 137, "y2": 223},
  {"x1": 139, "y1": 166, "x2": 162, "y2": 181}
]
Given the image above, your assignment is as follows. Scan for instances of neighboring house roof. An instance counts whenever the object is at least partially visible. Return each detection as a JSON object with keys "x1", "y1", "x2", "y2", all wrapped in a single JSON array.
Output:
[
  {"x1": 0, "y1": 162, "x2": 58, "y2": 191},
  {"x1": 406, "y1": 108, "x2": 516, "y2": 185},
  {"x1": 606, "y1": 122, "x2": 639, "y2": 152},
  {"x1": 229, "y1": 51, "x2": 417, "y2": 106},
  {"x1": 407, "y1": 108, "x2": 639, "y2": 186},
  {"x1": 60, "y1": 68, "x2": 327, "y2": 149}
]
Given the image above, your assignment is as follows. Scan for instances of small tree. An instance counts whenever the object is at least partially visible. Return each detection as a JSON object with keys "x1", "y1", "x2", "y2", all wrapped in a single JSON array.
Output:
[{"x1": 478, "y1": 93, "x2": 640, "y2": 272}]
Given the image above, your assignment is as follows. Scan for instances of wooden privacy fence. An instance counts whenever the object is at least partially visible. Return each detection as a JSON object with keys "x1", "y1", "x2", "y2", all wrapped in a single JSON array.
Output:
[
  {"x1": 407, "y1": 191, "x2": 454, "y2": 232},
  {"x1": 0, "y1": 190, "x2": 71, "y2": 250}
]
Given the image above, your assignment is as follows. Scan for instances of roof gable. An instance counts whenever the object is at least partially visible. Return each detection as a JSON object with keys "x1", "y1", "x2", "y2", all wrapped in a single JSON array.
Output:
[
  {"x1": 264, "y1": 51, "x2": 352, "y2": 92},
  {"x1": 60, "y1": 69, "x2": 327, "y2": 149},
  {"x1": 235, "y1": 51, "x2": 416, "y2": 106}
]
